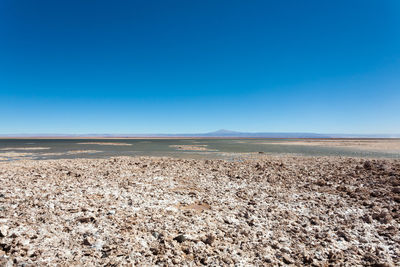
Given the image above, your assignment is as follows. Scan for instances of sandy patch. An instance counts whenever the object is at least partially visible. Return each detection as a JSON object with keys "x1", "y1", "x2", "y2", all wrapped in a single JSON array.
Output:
[
  {"x1": 0, "y1": 152, "x2": 36, "y2": 160},
  {"x1": 170, "y1": 145, "x2": 217, "y2": 151},
  {"x1": 78, "y1": 142, "x2": 132, "y2": 146},
  {"x1": 0, "y1": 147, "x2": 50, "y2": 151},
  {"x1": 0, "y1": 150, "x2": 102, "y2": 160},
  {"x1": 261, "y1": 140, "x2": 400, "y2": 152},
  {"x1": 177, "y1": 202, "x2": 211, "y2": 212},
  {"x1": 0, "y1": 152, "x2": 35, "y2": 157},
  {"x1": 41, "y1": 150, "x2": 102, "y2": 156}
]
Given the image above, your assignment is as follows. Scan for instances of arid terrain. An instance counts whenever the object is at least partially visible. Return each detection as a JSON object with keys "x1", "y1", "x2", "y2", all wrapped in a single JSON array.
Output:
[
  {"x1": 262, "y1": 139, "x2": 400, "y2": 153},
  {"x1": 169, "y1": 145, "x2": 217, "y2": 152},
  {"x1": 0, "y1": 155, "x2": 399, "y2": 266},
  {"x1": 1, "y1": 139, "x2": 399, "y2": 162},
  {"x1": 77, "y1": 143, "x2": 133, "y2": 146}
]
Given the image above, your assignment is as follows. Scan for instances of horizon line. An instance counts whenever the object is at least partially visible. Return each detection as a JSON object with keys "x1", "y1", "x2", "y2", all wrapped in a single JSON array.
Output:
[{"x1": 0, "y1": 130, "x2": 399, "y2": 139}]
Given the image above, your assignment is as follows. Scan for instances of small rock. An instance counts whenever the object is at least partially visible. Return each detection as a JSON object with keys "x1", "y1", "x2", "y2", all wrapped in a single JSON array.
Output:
[
  {"x1": 303, "y1": 254, "x2": 313, "y2": 264},
  {"x1": 359, "y1": 237, "x2": 368, "y2": 243},
  {"x1": 370, "y1": 191, "x2": 380, "y2": 197},
  {"x1": 150, "y1": 247, "x2": 159, "y2": 255},
  {"x1": 371, "y1": 263, "x2": 391, "y2": 267},
  {"x1": 0, "y1": 225, "x2": 8, "y2": 237},
  {"x1": 151, "y1": 231, "x2": 159, "y2": 239},
  {"x1": 173, "y1": 234, "x2": 186, "y2": 243},
  {"x1": 363, "y1": 253, "x2": 377, "y2": 263},
  {"x1": 372, "y1": 212, "x2": 392, "y2": 224},
  {"x1": 77, "y1": 217, "x2": 96, "y2": 223},
  {"x1": 83, "y1": 237, "x2": 95, "y2": 246},
  {"x1": 309, "y1": 217, "x2": 319, "y2": 225},
  {"x1": 107, "y1": 210, "x2": 116, "y2": 215},
  {"x1": 0, "y1": 257, "x2": 12, "y2": 267},
  {"x1": 361, "y1": 214, "x2": 372, "y2": 224},
  {"x1": 392, "y1": 187, "x2": 400, "y2": 194},
  {"x1": 204, "y1": 234, "x2": 215, "y2": 246},
  {"x1": 0, "y1": 243, "x2": 11, "y2": 253},
  {"x1": 200, "y1": 257, "x2": 208, "y2": 265},
  {"x1": 363, "y1": 161, "x2": 372, "y2": 170},
  {"x1": 337, "y1": 230, "x2": 350, "y2": 241},
  {"x1": 280, "y1": 247, "x2": 291, "y2": 254},
  {"x1": 282, "y1": 255, "x2": 293, "y2": 264},
  {"x1": 328, "y1": 250, "x2": 343, "y2": 262},
  {"x1": 263, "y1": 256, "x2": 272, "y2": 263}
]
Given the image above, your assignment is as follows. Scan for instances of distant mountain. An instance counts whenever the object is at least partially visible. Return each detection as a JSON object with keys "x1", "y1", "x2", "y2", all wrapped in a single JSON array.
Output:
[
  {"x1": 208, "y1": 129, "x2": 241, "y2": 135},
  {"x1": 201, "y1": 130, "x2": 400, "y2": 138},
  {"x1": 1, "y1": 130, "x2": 399, "y2": 138},
  {"x1": 200, "y1": 130, "x2": 331, "y2": 138}
]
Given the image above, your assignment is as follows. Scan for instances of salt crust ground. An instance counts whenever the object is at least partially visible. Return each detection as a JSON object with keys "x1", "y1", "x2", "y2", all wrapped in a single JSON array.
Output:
[
  {"x1": 0, "y1": 156, "x2": 399, "y2": 266},
  {"x1": 258, "y1": 140, "x2": 400, "y2": 153}
]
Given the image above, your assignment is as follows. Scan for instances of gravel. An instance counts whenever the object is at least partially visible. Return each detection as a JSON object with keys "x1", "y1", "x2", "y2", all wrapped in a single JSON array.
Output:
[{"x1": 0, "y1": 156, "x2": 399, "y2": 266}]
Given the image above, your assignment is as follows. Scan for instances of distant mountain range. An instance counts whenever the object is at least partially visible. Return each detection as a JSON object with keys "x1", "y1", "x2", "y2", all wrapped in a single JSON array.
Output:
[{"x1": 1, "y1": 129, "x2": 399, "y2": 138}]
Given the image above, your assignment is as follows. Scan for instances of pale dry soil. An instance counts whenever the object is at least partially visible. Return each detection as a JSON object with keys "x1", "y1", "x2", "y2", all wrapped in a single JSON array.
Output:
[
  {"x1": 0, "y1": 148, "x2": 50, "y2": 151},
  {"x1": 0, "y1": 150, "x2": 102, "y2": 161},
  {"x1": 0, "y1": 156, "x2": 399, "y2": 266},
  {"x1": 261, "y1": 140, "x2": 400, "y2": 153},
  {"x1": 170, "y1": 145, "x2": 217, "y2": 152},
  {"x1": 77, "y1": 143, "x2": 132, "y2": 146}
]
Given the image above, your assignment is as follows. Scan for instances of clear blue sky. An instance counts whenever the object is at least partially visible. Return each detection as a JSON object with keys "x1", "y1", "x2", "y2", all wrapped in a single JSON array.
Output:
[{"x1": 1, "y1": 0, "x2": 399, "y2": 134}]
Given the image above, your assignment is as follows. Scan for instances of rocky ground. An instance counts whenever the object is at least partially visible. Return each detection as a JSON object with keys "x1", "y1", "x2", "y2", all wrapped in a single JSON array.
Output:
[{"x1": 0, "y1": 156, "x2": 399, "y2": 266}]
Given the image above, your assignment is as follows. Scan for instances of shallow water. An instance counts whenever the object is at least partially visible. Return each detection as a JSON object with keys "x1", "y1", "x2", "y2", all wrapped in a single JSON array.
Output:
[{"x1": 0, "y1": 139, "x2": 399, "y2": 161}]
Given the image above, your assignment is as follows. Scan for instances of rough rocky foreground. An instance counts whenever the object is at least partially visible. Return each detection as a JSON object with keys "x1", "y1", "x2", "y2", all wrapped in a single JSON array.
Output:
[{"x1": 0, "y1": 156, "x2": 399, "y2": 266}]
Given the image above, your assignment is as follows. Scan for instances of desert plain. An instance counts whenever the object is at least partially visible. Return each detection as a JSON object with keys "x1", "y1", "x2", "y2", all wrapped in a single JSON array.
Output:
[{"x1": 0, "y1": 149, "x2": 399, "y2": 266}]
